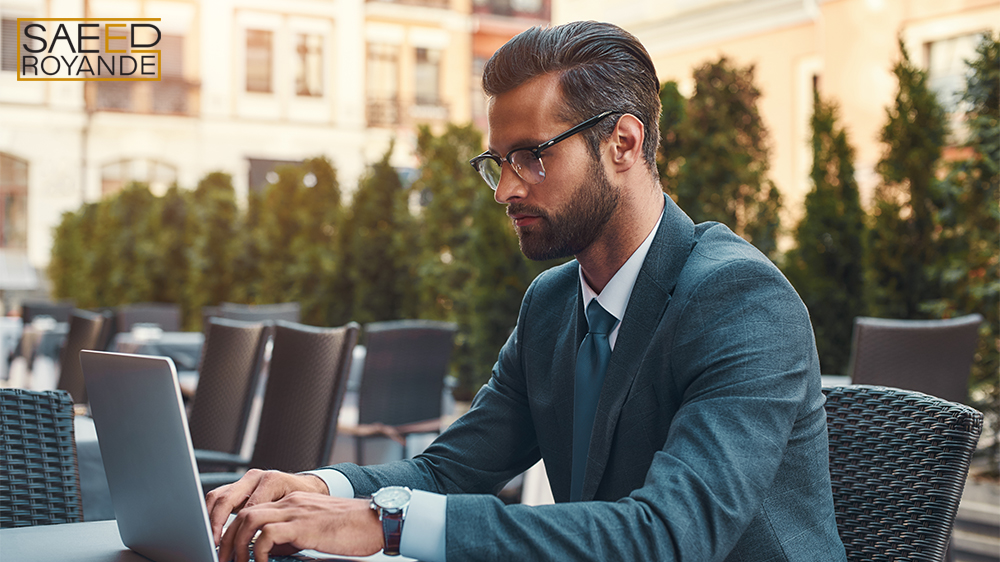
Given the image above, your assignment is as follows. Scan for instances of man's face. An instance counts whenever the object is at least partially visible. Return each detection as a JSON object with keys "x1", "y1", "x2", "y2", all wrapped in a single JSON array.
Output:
[{"x1": 487, "y1": 74, "x2": 620, "y2": 261}]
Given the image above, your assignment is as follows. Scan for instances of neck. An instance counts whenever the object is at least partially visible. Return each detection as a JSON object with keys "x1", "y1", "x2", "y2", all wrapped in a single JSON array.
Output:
[{"x1": 577, "y1": 182, "x2": 664, "y2": 293}]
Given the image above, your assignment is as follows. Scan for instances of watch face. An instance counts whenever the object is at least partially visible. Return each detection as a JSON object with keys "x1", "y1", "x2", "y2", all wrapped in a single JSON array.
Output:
[{"x1": 374, "y1": 486, "x2": 411, "y2": 510}]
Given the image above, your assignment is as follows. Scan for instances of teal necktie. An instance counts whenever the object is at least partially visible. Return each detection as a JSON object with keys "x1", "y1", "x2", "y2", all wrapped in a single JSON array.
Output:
[{"x1": 571, "y1": 299, "x2": 618, "y2": 502}]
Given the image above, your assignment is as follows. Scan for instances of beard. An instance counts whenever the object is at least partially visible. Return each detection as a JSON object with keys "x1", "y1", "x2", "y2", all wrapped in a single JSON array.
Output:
[{"x1": 509, "y1": 158, "x2": 620, "y2": 261}]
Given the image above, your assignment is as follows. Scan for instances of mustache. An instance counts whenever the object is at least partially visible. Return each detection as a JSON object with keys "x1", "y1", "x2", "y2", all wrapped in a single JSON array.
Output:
[{"x1": 506, "y1": 204, "x2": 549, "y2": 220}]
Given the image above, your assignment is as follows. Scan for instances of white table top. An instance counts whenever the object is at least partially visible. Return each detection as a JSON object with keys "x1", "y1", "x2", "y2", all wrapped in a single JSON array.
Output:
[{"x1": 0, "y1": 520, "x2": 415, "y2": 562}]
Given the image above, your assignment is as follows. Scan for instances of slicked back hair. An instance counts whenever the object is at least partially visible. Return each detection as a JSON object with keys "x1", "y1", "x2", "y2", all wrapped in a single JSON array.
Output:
[{"x1": 482, "y1": 21, "x2": 661, "y2": 176}]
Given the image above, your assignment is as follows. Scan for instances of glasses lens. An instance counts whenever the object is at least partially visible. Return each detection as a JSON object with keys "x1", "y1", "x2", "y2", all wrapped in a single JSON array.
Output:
[
  {"x1": 476, "y1": 157, "x2": 502, "y2": 190},
  {"x1": 509, "y1": 151, "x2": 545, "y2": 184}
]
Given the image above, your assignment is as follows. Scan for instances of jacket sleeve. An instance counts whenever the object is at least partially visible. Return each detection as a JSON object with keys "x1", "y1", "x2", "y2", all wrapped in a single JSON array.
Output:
[{"x1": 325, "y1": 276, "x2": 544, "y2": 498}]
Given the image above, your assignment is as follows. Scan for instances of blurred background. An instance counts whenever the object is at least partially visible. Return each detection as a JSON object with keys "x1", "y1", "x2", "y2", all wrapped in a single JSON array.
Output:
[{"x1": 0, "y1": 0, "x2": 997, "y2": 460}]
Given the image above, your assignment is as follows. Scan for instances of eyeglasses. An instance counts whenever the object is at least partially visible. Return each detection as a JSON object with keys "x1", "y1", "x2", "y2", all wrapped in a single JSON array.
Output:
[{"x1": 469, "y1": 110, "x2": 618, "y2": 191}]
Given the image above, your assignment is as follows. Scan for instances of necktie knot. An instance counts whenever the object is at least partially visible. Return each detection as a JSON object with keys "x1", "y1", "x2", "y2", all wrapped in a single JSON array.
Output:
[{"x1": 586, "y1": 300, "x2": 618, "y2": 336}]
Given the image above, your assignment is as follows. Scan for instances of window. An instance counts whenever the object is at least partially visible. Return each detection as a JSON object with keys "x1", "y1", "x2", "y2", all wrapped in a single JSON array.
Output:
[
  {"x1": 926, "y1": 33, "x2": 983, "y2": 142},
  {"x1": 101, "y1": 159, "x2": 177, "y2": 197},
  {"x1": 153, "y1": 35, "x2": 187, "y2": 114},
  {"x1": 1, "y1": 18, "x2": 17, "y2": 72},
  {"x1": 296, "y1": 33, "x2": 323, "y2": 96},
  {"x1": 246, "y1": 29, "x2": 273, "y2": 93},
  {"x1": 414, "y1": 47, "x2": 440, "y2": 106},
  {"x1": 926, "y1": 33, "x2": 981, "y2": 114},
  {"x1": 0, "y1": 153, "x2": 28, "y2": 249},
  {"x1": 366, "y1": 43, "x2": 399, "y2": 126}
]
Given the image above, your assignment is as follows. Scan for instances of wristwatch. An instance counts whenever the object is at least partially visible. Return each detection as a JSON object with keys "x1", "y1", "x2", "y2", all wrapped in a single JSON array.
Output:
[{"x1": 370, "y1": 486, "x2": 411, "y2": 556}]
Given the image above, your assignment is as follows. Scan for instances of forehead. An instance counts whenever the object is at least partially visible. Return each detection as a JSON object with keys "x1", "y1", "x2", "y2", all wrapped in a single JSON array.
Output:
[{"x1": 486, "y1": 73, "x2": 568, "y2": 153}]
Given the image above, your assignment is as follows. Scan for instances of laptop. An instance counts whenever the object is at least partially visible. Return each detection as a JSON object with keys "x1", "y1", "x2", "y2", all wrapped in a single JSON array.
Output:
[{"x1": 80, "y1": 350, "x2": 400, "y2": 562}]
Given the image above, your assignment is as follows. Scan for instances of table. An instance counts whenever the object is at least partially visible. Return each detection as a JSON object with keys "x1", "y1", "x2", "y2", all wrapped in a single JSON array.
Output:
[
  {"x1": 113, "y1": 331, "x2": 205, "y2": 371},
  {"x1": 0, "y1": 519, "x2": 415, "y2": 562},
  {"x1": 75, "y1": 415, "x2": 114, "y2": 521}
]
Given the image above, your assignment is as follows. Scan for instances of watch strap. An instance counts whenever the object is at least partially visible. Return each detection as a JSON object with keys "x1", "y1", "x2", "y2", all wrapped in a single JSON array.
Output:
[{"x1": 380, "y1": 509, "x2": 404, "y2": 556}]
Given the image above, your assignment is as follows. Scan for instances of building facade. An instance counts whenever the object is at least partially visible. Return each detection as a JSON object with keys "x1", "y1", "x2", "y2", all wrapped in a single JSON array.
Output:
[{"x1": 552, "y1": 0, "x2": 999, "y2": 234}]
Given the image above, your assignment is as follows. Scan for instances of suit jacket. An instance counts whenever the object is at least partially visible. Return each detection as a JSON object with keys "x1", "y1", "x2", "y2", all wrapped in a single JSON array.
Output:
[{"x1": 332, "y1": 195, "x2": 847, "y2": 561}]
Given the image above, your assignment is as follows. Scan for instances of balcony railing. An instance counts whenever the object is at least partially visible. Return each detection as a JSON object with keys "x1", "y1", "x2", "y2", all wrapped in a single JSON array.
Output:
[{"x1": 90, "y1": 79, "x2": 199, "y2": 116}]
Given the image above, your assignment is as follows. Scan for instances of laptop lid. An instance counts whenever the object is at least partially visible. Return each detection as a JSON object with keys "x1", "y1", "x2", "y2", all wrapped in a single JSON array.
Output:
[{"x1": 81, "y1": 350, "x2": 218, "y2": 562}]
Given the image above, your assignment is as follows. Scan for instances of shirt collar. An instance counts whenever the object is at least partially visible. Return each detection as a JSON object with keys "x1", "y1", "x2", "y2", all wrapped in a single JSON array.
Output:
[{"x1": 579, "y1": 206, "x2": 664, "y2": 323}]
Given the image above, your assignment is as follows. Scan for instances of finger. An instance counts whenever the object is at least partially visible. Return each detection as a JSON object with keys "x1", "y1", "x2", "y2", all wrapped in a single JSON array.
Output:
[
  {"x1": 208, "y1": 474, "x2": 261, "y2": 543},
  {"x1": 252, "y1": 522, "x2": 300, "y2": 562}
]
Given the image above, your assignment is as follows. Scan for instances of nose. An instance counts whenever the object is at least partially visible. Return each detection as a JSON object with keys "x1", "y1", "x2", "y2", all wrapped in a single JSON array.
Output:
[{"x1": 493, "y1": 163, "x2": 528, "y2": 205}]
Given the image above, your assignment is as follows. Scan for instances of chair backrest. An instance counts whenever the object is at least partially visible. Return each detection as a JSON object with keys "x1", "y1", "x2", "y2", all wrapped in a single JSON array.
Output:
[
  {"x1": 358, "y1": 320, "x2": 457, "y2": 427},
  {"x1": 824, "y1": 385, "x2": 983, "y2": 562},
  {"x1": 21, "y1": 301, "x2": 74, "y2": 324},
  {"x1": 847, "y1": 314, "x2": 982, "y2": 403},
  {"x1": 57, "y1": 309, "x2": 105, "y2": 404},
  {"x1": 217, "y1": 302, "x2": 301, "y2": 323},
  {"x1": 0, "y1": 389, "x2": 82, "y2": 528},
  {"x1": 249, "y1": 320, "x2": 358, "y2": 473},
  {"x1": 116, "y1": 302, "x2": 182, "y2": 333},
  {"x1": 187, "y1": 318, "x2": 270, "y2": 455}
]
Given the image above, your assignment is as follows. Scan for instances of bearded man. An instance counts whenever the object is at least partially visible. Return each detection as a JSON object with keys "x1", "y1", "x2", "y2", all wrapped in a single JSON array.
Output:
[{"x1": 207, "y1": 21, "x2": 847, "y2": 562}]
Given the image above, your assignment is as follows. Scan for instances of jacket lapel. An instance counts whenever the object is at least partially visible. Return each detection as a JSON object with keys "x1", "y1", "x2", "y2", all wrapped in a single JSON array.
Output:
[{"x1": 582, "y1": 195, "x2": 695, "y2": 500}]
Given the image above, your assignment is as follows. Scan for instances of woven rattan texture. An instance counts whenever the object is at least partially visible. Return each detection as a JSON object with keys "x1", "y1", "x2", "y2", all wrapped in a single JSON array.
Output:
[
  {"x1": 0, "y1": 389, "x2": 82, "y2": 528},
  {"x1": 251, "y1": 321, "x2": 356, "y2": 473},
  {"x1": 188, "y1": 319, "x2": 268, "y2": 454},
  {"x1": 824, "y1": 385, "x2": 983, "y2": 562},
  {"x1": 359, "y1": 320, "x2": 457, "y2": 427},
  {"x1": 57, "y1": 310, "x2": 105, "y2": 404}
]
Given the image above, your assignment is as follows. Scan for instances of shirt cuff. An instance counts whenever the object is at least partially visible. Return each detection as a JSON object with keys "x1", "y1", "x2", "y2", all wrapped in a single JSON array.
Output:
[
  {"x1": 300, "y1": 469, "x2": 354, "y2": 498},
  {"x1": 400, "y1": 489, "x2": 447, "y2": 562}
]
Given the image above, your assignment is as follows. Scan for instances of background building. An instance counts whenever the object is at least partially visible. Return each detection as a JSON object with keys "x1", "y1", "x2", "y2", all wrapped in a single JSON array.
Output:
[{"x1": 552, "y1": 0, "x2": 1000, "y2": 233}]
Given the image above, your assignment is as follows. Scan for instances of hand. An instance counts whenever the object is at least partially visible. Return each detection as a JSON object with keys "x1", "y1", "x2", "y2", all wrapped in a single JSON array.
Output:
[
  {"x1": 217, "y1": 493, "x2": 382, "y2": 562},
  {"x1": 205, "y1": 469, "x2": 329, "y2": 546}
]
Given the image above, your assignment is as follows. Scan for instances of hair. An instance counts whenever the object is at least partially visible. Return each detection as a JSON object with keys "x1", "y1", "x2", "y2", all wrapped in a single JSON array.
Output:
[{"x1": 482, "y1": 21, "x2": 662, "y2": 176}]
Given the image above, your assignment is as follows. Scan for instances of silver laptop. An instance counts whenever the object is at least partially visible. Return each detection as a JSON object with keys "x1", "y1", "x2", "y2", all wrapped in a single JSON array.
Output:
[{"x1": 80, "y1": 350, "x2": 393, "y2": 562}]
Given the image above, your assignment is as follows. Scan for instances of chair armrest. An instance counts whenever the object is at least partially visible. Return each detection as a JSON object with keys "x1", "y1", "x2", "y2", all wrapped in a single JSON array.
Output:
[
  {"x1": 199, "y1": 471, "x2": 244, "y2": 492},
  {"x1": 194, "y1": 449, "x2": 250, "y2": 471}
]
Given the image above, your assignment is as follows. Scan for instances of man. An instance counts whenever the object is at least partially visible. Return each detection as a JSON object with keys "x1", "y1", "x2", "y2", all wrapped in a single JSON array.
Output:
[{"x1": 208, "y1": 21, "x2": 847, "y2": 562}]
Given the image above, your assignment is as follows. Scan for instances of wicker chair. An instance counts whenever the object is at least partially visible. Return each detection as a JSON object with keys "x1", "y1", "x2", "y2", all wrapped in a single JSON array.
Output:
[
  {"x1": 56, "y1": 310, "x2": 106, "y2": 404},
  {"x1": 351, "y1": 320, "x2": 457, "y2": 465},
  {"x1": 0, "y1": 389, "x2": 82, "y2": 528},
  {"x1": 847, "y1": 314, "x2": 982, "y2": 403},
  {"x1": 824, "y1": 385, "x2": 983, "y2": 562},
  {"x1": 116, "y1": 302, "x2": 182, "y2": 333},
  {"x1": 188, "y1": 318, "x2": 270, "y2": 470},
  {"x1": 199, "y1": 321, "x2": 357, "y2": 489}
]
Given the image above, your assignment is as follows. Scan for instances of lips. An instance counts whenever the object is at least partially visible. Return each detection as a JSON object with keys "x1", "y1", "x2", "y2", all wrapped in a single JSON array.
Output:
[{"x1": 508, "y1": 213, "x2": 541, "y2": 227}]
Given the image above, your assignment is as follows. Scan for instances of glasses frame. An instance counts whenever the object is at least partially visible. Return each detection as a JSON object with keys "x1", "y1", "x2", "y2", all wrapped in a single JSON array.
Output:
[{"x1": 469, "y1": 110, "x2": 618, "y2": 191}]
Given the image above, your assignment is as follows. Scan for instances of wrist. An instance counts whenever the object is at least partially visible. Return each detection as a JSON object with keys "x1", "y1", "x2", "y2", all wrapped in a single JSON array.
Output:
[{"x1": 299, "y1": 473, "x2": 330, "y2": 495}]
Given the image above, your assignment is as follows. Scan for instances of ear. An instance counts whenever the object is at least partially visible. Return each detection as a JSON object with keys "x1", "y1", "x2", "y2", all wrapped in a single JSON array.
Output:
[{"x1": 606, "y1": 114, "x2": 644, "y2": 173}]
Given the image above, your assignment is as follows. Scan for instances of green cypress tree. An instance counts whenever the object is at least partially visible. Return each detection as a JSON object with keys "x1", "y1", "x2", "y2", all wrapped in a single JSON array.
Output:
[
  {"x1": 154, "y1": 185, "x2": 196, "y2": 324},
  {"x1": 868, "y1": 40, "x2": 949, "y2": 318},
  {"x1": 229, "y1": 188, "x2": 265, "y2": 305},
  {"x1": 188, "y1": 172, "x2": 240, "y2": 327},
  {"x1": 343, "y1": 145, "x2": 412, "y2": 324},
  {"x1": 664, "y1": 57, "x2": 782, "y2": 258},
  {"x1": 289, "y1": 156, "x2": 345, "y2": 326},
  {"x1": 782, "y1": 93, "x2": 867, "y2": 375},
  {"x1": 256, "y1": 165, "x2": 307, "y2": 304},
  {"x1": 411, "y1": 124, "x2": 481, "y2": 323},
  {"x1": 48, "y1": 208, "x2": 86, "y2": 303},
  {"x1": 657, "y1": 80, "x2": 686, "y2": 190},
  {"x1": 923, "y1": 33, "x2": 999, "y2": 467}
]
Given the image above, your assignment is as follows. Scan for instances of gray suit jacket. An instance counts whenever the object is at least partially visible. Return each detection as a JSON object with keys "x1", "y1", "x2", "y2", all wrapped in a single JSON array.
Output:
[{"x1": 332, "y1": 195, "x2": 847, "y2": 561}]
